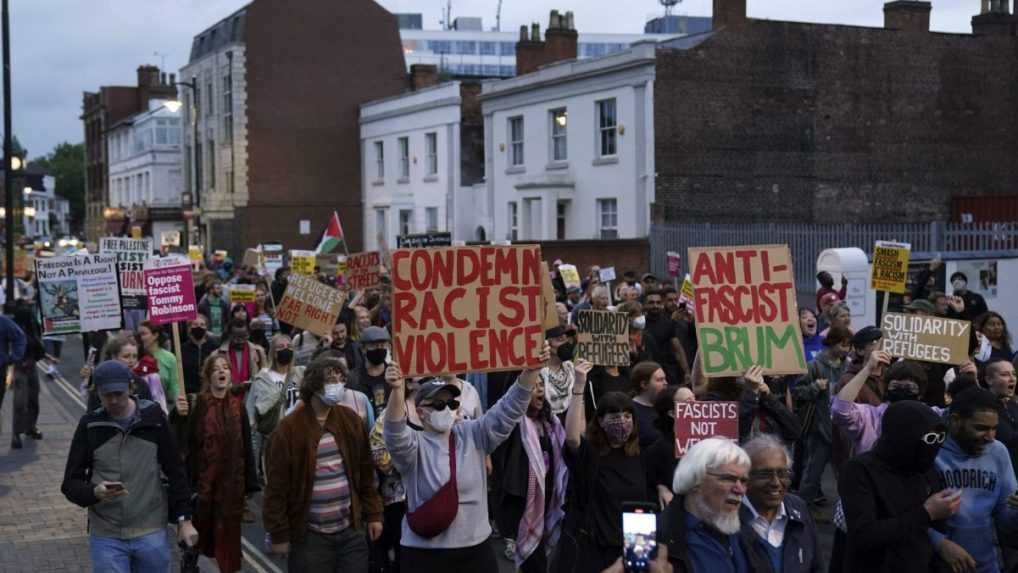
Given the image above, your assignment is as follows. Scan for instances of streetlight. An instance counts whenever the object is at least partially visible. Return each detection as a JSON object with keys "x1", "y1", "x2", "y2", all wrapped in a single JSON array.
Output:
[{"x1": 163, "y1": 79, "x2": 200, "y2": 249}]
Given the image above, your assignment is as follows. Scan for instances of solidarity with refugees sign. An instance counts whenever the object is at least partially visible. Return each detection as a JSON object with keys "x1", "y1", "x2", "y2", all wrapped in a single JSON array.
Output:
[
  {"x1": 36, "y1": 254, "x2": 122, "y2": 335},
  {"x1": 276, "y1": 273, "x2": 346, "y2": 338},
  {"x1": 100, "y1": 237, "x2": 152, "y2": 309},
  {"x1": 392, "y1": 245, "x2": 545, "y2": 378},
  {"x1": 346, "y1": 251, "x2": 382, "y2": 290},
  {"x1": 144, "y1": 261, "x2": 197, "y2": 325},
  {"x1": 575, "y1": 310, "x2": 629, "y2": 366},
  {"x1": 689, "y1": 244, "x2": 806, "y2": 377},
  {"x1": 870, "y1": 241, "x2": 911, "y2": 293},
  {"x1": 880, "y1": 312, "x2": 970, "y2": 365},
  {"x1": 674, "y1": 401, "x2": 739, "y2": 457}
]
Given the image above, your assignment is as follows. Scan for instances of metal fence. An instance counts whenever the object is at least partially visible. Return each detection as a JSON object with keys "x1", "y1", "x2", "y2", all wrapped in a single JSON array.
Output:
[{"x1": 650, "y1": 221, "x2": 1018, "y2": 293}]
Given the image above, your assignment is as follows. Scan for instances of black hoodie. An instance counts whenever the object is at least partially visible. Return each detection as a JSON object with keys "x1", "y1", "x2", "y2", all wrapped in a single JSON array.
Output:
[{"x1": 839, "y1": 401, "x2": 948, "y2": 573}]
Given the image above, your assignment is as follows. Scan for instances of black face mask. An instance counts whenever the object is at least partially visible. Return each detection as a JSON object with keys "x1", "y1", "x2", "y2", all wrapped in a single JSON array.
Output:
[
  {"x1": 366, "y1": 348, "x2": 388, "y2": 365},
  {"x1": 190, "y1": 327, "x2": 206, "y2": 340},
  {"x1": 275, "y1": 348, "x2": 294, "y2": 365},
  {"x1": 556, "y1": 343, "x2": 575, "y2": 362},
  {"x1": 886, "y1": 387, "x2": 920, "y2": 403}
]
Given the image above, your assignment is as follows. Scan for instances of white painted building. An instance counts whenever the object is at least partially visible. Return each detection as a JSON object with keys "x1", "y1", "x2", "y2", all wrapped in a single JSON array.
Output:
[
  {"x1": 20, "y1": 174, "x2": 58, "y2": 241},
  {"x1": 107, "y1": 99, "x2": 184, "y2": 210},
  {"x1": 360, "y1": 81, "x2": 483, "y2": 250},
  {"x1": 480, "y1": 41, "x2": 658, "y2": 242}
]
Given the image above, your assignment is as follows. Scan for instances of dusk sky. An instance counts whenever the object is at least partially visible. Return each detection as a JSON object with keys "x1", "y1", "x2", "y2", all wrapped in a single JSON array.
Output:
[{"x1": 15, "y1": 0, "x2": 976, "y2": 159}]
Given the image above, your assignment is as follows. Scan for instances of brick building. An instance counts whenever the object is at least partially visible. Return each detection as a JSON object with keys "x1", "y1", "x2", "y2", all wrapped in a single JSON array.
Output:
[
  {"x1": 81, "y1": 66, "x2": 176, "y2": 243},
  {"x1": 653, "y1": 0, "x2": 1018, "y2": 225},
  {"x1": 180, "y1": 0, "x2": 406, "y2": 256}
]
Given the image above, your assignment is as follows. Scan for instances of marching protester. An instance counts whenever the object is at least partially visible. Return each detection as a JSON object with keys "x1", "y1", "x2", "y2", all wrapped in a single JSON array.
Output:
[
  {"x1": 314, "y1": 320, "x2": 364, "y2": 373},
  {"x1": 8, "y1": 307, "x2": 43, "y2": 449},
  {"x1": 181, "y1": 313, "x2": 219, "y2": 395},
  {"x1": 382, "y1": 343, "x2": 552, "y2": 571},
  {"x1": 137, "y1": 321, "x2": 180, "y2": 404},
  {"x1": 218, "y1": 317, "x2": 267, "y2": 387},
  {"x1": 252, "y1": 282, "x2": 279, "y2": 344},
  {"x1": 82, "y1": 335, "x2": 154, "y2": 412},
  {"x1": 349, "y1": 325, "x2": 393, "y2": 417},
  {"x1": 950, "y1": 271, "x2": 989, "y2": 321},
  {"x1": 974, "y1": 311, "x2": 1015, "y2": 363},
  {"x1": 62, "y1": 361, "x2": 198, "y2": 571},
  {"x1": 249, "y1": 334, "x2": 305, "y2": 477},
  {"x1": 645, "y1": 385, "x2": 694, "y2": 509},
  {"x1": 198, "y1": 278, "x2": 231, "y2": 338},
  {"x1": 0, "y1": 310, "x2": 26, "y2": 433},
  {"x1": 643, "y1": 289, "x2": 691, "y2": 385},
  {"x1": 629, "y1": 361, "x2": 668, "y2": 448},
  {"x1": 799, "y1": 308, "x2": 824, "y2": 363},
  {"x1": 263, "y1": 356, "x2": 384, "y2": 572},
  {"x1": 172, "y1": 354, "x2": 259, "y2": 573},
  {"x1": 815, "y1": 271, "x2": 847, "y2": 311},
  {"x1": 541, "y1": 326, "x2": 576, "y2": 420}
]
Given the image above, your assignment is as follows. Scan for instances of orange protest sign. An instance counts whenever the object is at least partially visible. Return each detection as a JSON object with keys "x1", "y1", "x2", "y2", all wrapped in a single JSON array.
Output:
[
  {"x1": 346, "y1": 251, "x2": 382, "y2": 290},
  {"x1": 392, "y1": 245, "x2": 544, "y2": 378}
]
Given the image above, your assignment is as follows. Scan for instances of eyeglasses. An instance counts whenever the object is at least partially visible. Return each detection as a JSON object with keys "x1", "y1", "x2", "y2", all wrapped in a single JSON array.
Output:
[
  {"x1": 749, "y1": 469, "x2": 793, "y2": 483},
  {"x1": 707, "y1": 472, "x2": 750, "y2": 487},
  {"x1": 422, "y1": 399, "x2": 460, "y2": 412},
  {"x1": 921, "y1": 431, "x2": 946, "y2": 445}
]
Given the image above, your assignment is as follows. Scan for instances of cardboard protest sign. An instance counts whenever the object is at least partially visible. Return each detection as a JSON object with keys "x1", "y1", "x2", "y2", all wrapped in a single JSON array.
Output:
[
  {"x1": 689, "y1": 244, "x2": 806, "y2": 377},
  {"x1": 160, "y1": 230, "x2": 181, "y2": 247},
  {"x1": 230, "y1": 283, "x2": 257, "y2": 304},
  {"x1": 275, "y1": 273, "x2": 346, "y2": 337},
  {"x1": 541, "y1": 262, "x2": 559, "y2": 330},
  {"x1": 574, "y1": 310, "x2": 629, "y2": 366},
  {"x1": 667, "y1": 251, "x2": 682, "y2": 278},
  {"x1": 242, "y1": 248, "x2": 262, "y2": 269},
  {"x1": 599, "y1": 267, "x2": 616, "y2": 283},
  {"x1": 674, "y1": 401, "x2": 739, "y2": 457},
  {"x1": 290, "y1": 250, "x2": 316, "y2": 276},
  {"x1": 880, "y1": 312, "x2": 970, "y2": 365},
  {"x1": 144, "y1": 262, "x2": 198, "y2": 326},
  {"x1": 261, "y1": 244, "x2": 284, "y2": 276},
  {"x1": 871, "y1": 241, "x2": 911, "y2": 294},
  {"x1": 100, "y1": 237, "x2": 153, "y2": 310},
  {"x1": 346, "y1": 251, "x2": 382, "y2": 290},
  {"x1": 392, "y1": 245, "x2": 544, "y2": 378},
  {"x1": 559, "y1": 264, "x2": 581, "y2": 289},
  {"x1": 35, "y1": 254, "x2": 122, "y2": 335},
  {"x1": 397, "y1": 232, "x2": 452, "y2": 248}
]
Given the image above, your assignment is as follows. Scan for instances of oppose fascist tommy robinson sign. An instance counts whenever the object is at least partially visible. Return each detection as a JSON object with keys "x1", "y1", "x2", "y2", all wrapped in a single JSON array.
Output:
[
  {"x1": 392, "y1": 245, "x2": 545, "y2": 378},
  {"x1": 689, "y1": 244, "x2": 806, "y2": 377}
]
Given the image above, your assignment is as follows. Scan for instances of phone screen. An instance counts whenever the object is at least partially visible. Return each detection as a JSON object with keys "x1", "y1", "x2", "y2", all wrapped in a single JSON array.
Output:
[
  {"x1": 106, "y1": 482, "x2": 124, "y2": 492},
  {"x1": 623, "y1": 508, "x2": 658, "y2": 572}
]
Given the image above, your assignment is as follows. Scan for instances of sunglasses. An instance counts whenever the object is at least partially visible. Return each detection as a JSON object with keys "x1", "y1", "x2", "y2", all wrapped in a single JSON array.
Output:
[
  {"x1": 921, "y1": 431, "x2": 946, "y2": 445},
  {"x1": 422, "y1": 399, "x2": 460, "y2": 412}
]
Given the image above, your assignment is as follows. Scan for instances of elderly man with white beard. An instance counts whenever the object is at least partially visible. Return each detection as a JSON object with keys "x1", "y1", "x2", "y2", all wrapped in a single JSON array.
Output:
[{"x1": 657, "y1": 437, "x2": 769, "y2": 573}]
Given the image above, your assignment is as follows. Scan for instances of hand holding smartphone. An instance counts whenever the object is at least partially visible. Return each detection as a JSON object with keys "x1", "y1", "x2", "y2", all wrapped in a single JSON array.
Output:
[{"x1": 622, "y1": 502, "x2": 659, "y2": 573}]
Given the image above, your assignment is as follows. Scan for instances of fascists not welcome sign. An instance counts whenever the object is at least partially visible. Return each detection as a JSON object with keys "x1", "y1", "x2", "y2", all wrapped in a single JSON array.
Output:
[
  {"x1": 392, "y1": 245, "x2": 545, "y2": 378},
  {"x1": 689, "y1": 244, "x2": 806, "y2": 377},
  {"x1": 674, "y1": 401, "x2": 739, "y2": 457}
]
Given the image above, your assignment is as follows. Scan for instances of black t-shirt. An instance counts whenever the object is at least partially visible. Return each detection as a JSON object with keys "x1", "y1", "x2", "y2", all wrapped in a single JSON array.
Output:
[
  {"x1": 586, "y1": 367, "x2": 630, "y2": 420},
  {"x1": 644, "y1": 434, "x2": 679, "y2": 494},
  {"x1": 644, "y1": 315, "x2": 678, "y2": 363},
  {"x1": 351, "y1": 368, "x2": 388, "y2": 417},
  {"x1": 632, "y1": 400, "x2": 661, "y2": 449},
  {"x1": 565, "y1": 438, "x2": 648, "y2": 548}
]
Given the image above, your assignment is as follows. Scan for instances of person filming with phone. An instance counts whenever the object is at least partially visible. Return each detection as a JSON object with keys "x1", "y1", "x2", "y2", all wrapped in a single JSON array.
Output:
[{"x1": 61, "y1": 361, "x2": 197, "y2": 572}]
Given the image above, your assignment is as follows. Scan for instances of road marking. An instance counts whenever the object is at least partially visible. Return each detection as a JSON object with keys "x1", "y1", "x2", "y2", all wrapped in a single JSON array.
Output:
[
  {"x1": 44, "y1": 367, "x2": 87, "y2": 410},
  {"x1": 242, "y1": 536, "x2": 283, "y2": 573}
]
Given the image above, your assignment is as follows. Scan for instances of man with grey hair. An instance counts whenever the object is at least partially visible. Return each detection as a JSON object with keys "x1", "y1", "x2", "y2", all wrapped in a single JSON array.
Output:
[
  {"x1": 657, "y1": 437, "x2": 768, "y2": 572},
  {"x1": 740, "y1": 434, "x2": 819, "y2": 572}
]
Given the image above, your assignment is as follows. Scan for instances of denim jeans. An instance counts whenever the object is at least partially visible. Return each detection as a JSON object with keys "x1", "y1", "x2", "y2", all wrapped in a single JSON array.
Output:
[
  {"x1": 90, "y1": 529, "x2": 171, "y2": 573},
  {"x1": 289, "y1": 527, "x2": 369, "y2": 573}
]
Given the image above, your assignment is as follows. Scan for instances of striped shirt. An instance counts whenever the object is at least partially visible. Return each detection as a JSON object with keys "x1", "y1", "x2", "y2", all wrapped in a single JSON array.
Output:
[{"x1": 307, "y1": 433, "x2": 352, "y2": 534}]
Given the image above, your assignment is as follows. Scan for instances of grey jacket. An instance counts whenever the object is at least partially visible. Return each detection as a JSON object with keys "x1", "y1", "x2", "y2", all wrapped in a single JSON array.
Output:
[{"x1": 793, "y1": 350, "x2": 847, "y2": 443}]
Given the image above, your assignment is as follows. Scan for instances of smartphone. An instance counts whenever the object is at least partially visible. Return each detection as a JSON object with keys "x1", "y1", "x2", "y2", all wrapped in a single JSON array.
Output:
[
  {"x1": 622, "y1": 502, "x2": 659, "y2": 573},
  {"x1": 86, "y1": 347, "x2": 98, "y2": 368},
  {"x1": 105, "y1": 481, "x2": 125, "y2": 492}
]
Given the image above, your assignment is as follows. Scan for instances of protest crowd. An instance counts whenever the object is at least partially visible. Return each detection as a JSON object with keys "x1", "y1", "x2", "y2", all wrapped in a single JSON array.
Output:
[{"x1": 0, "y1": 231, "x2": 1011, "y2": 573}]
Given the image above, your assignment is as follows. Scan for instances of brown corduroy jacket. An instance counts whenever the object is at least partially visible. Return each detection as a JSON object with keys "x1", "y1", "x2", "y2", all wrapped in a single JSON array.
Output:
[{"x1": 263, "y1": 401, "x2": 383, "y2": 545}]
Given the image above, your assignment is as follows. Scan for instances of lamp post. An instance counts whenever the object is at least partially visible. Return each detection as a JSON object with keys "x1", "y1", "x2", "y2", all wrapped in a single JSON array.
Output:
[
  {"x1": 3, "y1": 0, "x2": 14, "y2": 310},
  {"x1": 164, "y1": 79, "x2": 201, "y2": 250}
]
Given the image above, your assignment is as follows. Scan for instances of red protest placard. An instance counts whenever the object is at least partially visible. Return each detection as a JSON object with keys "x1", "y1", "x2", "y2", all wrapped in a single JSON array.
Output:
[
  {"x1": 346, "y1": 251, "x2": 382, "y2": 290},
  {"x1": 674, "y1": 401, "x2": 739, "y2": 458},
  {"x1": 144, "y1": 264, "x2": 197, "y2": 326},
  {"x1": 392, "y1": 245, "x2": 545, "y2": 378}
]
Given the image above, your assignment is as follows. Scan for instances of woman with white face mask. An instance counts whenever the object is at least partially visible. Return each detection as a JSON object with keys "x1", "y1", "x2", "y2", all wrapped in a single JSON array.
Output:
[
  {"x1": 950, "y1": 271, "x2": 989, "y2": 322},
  {"x1": 313, "y1": 356, "x2": 375, "y2": 433},
  {"x1": 383, "y1": 342, "x2": 551, "y2": 572}
]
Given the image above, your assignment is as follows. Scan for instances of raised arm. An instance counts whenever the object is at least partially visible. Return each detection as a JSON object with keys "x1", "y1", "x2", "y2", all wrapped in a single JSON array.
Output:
[
  {"x1": 566, "y1": 359, "x2": 594, "y2": 450},
  {"x1": 837, "y1": 351, "x2": 889, "y2": 403},
  {"x1": 475, "y1": 342, "x2": 551, "y2": 453}
]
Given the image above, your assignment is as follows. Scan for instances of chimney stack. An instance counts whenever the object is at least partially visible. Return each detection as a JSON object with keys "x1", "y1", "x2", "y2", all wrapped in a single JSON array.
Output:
[
  {"x1": 136, "y1": 65, "x2": 161, "y2": 88},
  {"x1": 713, "y1": 0, "x2": 747, "y2": 29},
  {"x1": 972, "y1": 0, "x2": 1015, "y2": 35},
  {"x1": 883, "y1": 1, "x2": 932, "y2": 33},
  {"x1": 544, "y1": 10, "x2": 578, "y2": 68},
  {"x1": 516, "y1": 22, "x2": 545, "y2": 76},
  {"x1": 410, "y1": 64, "x2": 439, "y2": 91}
]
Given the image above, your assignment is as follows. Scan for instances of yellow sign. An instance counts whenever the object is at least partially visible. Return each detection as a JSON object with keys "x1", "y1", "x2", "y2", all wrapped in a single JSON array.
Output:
[
  {"x1": 131, "y1": 226, "x2": 143, "y2": 239},
  {"x1": 681, "y1": 275, "x2": 695, "y2": 300},
  {"x1": 870, "y1": 241, "x2": 911, "y2": 294},
  {"x1": 559, "y1": 264, "x2": 581, "y2": 289},
  {"x1": 188, "y1": 246, "x2": 203, "y2": 262},
  {"x1": 230, "y1": 284, "x2": 256, "y2": 304},
  {"x1": 336, "y1": 255, "x2": 348, "y2": 277},
  {"x1": 290, "y1": 250, "x2": 316, "y2": 275}
]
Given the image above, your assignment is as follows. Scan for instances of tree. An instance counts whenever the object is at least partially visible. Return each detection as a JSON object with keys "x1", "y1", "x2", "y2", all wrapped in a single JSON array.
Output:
[{"x1": 31, "y1": 142, "x2": 85, "y2": 234}]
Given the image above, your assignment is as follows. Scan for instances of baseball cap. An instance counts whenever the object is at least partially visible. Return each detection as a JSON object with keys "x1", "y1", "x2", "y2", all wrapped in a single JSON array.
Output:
[
  {"x1": 360, "y1": 326, "x2": 391, "y2": 343},
  {"x1": 415, "y1": 378, "x2": 462, "y2": 406},
  {"x1": 852, "y1": 326, "x2": 884, "y2": 348},
  {"x1": 641, "y1": 273, "x2": 658, "y2": 282},
  {"x1": 92, "y1": 361, "x2": 133, "y2": 395}
]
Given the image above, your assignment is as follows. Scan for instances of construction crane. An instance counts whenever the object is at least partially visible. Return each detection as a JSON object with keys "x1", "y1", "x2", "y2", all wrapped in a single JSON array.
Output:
[
  {"x1": 495, "y1": 0, "x2": 503, "y2": 31},
  {"x1": 439, "y1": 0, "x2": 453, "y2": 30}
]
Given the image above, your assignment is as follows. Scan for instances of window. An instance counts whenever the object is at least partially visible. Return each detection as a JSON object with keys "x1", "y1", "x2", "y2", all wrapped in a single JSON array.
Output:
[
  {"x1": 550, "y1": 108, "x2": 567, "y2": 161},
  {"x1": 207, "y1": 137, "x2": 215, "y2": 189},
  {"x1": 375, "y1": 208, "x2": 388, "y2": 244},
  {"x1": 500, "y1": 42, "x2": 516, "y2": 56},
  {"x1": 398, "y1": 137, "x2": 410, "y2": 179},
  {"x1": 374, "y1": 141, "x2": 384, "y2": 179},
  {"x1": 508, "y1": 116, "x2": 524, "y2": 167},
  {"x1": 479, "y1": 41, "x2": 496, "y2": 55},
  {"x1": 195, "y1": 140, "x2": 203, "y2": 193},
  {"x1": 206, "y1": 80, "x2": 215, "y2": 115},
  {"x1": 428, "y1": 40, "x2": 452, "y2": 54},
  {"x1": 596, "y1": 99, "x2": 618, "y2": 157},
  {"x1": 500, "y1": 65, "x2": 515, "y2": 77},
  {"x1": 557, "y1": 201, "x2": 568, "y2": 239},
  {"x1": 455, "y1": 41, "x2": 476, "y2": 55},
  {"x1": 426, "y1": 207, "x2": 439, "y2": 232},
  {"x1": 399, "y1": 209, "x2": 413, "y2": 236},
  {"x1": 192, "y1": 79, "x2": 201, "y2": 121},
  {"x1": 425, "y1": 132, "x2": 438, "y2": 175},
  {"x1": 155, "y1": 119, "x2": 171, "y2": 144},
  {"x1": 222, "y1": 63, "x2": 233, "y2": 143},
  {"x1": 507, "y1": 202, "x2": 518, "y2": 241},
  {"x1": 598, "y1": 199, "x2": 618, "y2": 239}
]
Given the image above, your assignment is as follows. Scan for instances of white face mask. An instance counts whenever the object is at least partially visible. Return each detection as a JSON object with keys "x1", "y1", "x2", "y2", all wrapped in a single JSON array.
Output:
[
  {"x1": 976, "y1": 333, "x2": 993, "y2": 363},
  {"x1": 631, "y1": 316, "x2": 647, "y2": 330},
  {"x1": 319, "y1": 383, "x2": 344, "y2": 406},
  {"x1": 952, "y1": 279, "x2": 967, "y2": 292},
  {"x1": 427, "y1": 407, "x2": 456, "y2": 432}
]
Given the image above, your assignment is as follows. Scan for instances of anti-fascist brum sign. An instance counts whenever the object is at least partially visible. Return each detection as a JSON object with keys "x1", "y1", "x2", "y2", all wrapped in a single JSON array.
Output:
[
  {"x1": 392, "y1": 245, "x2": 544, "y2": 378},
  {"x1": 144, "y1": 264, "x2": 197, "y2": 325},
  {"x1": 880, "y1": 312, "x2": 970, "y2": 365},
  {"x1": 575, "y1": 310, "x2": 630, "y2": 367},
  {"x1": 689, "y1": 245, "x2": 806, "y2": 377},
  {"x1": 674, "y1": 401, "x2": 739, "y2": 457}
]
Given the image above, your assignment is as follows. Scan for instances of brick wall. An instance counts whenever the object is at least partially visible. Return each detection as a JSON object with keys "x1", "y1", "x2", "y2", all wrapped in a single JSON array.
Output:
[{"x1": 654, "y1": 17, "x2": 1018, "y2": 225}]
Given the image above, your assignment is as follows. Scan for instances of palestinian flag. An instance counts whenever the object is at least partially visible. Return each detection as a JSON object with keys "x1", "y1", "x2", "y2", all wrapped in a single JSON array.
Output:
[{"x1": 314, "y1": 211, "x2": 346, "y2": 255}]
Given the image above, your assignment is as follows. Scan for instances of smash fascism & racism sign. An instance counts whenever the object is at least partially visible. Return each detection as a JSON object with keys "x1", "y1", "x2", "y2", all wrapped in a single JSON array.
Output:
[
  {"x1": 674, "y1": 401, "x2": 739, "y2": 457},
  {"x1": 575, "y1": 310, "x2": 629, "y2": 366},
  {"x1": 689, "y1": 244, "x2": 806, "y2": 377},
  {"x1": 870, "y1": 241, "x2": 911, "y2": 294},
  {"x1": 392, "y1": 245, "x2": 544, "y2": 378},
  {"x1": 880, "y1": 312, "x2": 970, "y2": 365}
]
